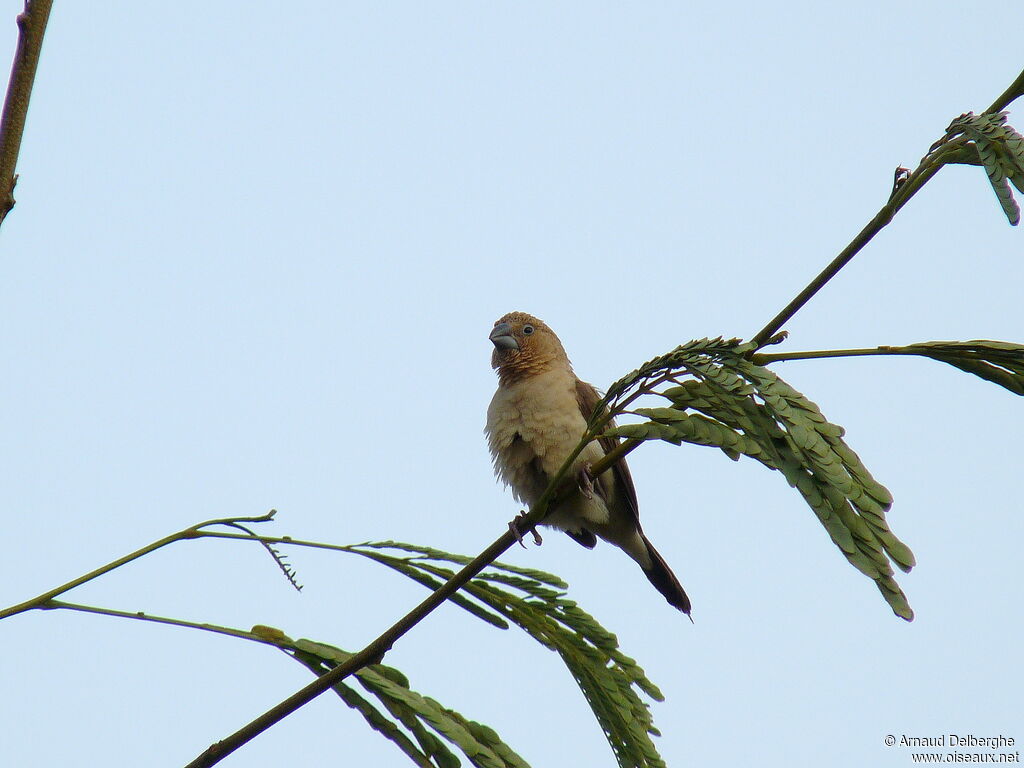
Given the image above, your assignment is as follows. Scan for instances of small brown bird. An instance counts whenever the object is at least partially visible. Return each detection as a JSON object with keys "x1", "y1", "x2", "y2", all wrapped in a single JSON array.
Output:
[{"x1": 485, "y1": 311, "x2": 691, "y2": 616}]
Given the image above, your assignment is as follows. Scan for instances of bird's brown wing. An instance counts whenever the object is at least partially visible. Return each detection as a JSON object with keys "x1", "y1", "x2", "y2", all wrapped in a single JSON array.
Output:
[
  {"x1": 575, "y1": 379, "x2": 691, "y2": 615},
  {"x1": 575, "y1": 378, "x2": 641, "y2": 528}
]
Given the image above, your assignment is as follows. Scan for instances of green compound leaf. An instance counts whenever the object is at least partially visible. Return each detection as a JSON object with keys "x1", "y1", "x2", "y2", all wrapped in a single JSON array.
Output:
[
  {"x1": 603, "y1": 339, "x2": 916, "y2": 620},
  {"x1": 940, "y1": 110, "x2": 1024, "y2": 225},
  {"x1": 898, "y1": 340, "x2": 1024, "y2": 396}
]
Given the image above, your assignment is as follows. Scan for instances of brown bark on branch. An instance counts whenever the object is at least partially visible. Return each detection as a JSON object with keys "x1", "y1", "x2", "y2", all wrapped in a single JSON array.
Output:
[{"x1": 0, "y1": 0, "x2": 53, "y2": 230}]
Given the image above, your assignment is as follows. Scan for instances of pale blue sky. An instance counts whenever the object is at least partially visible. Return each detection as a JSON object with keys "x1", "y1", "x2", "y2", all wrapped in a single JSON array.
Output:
[{"x1": 2, "y1": 3, "x2": 1022, "y2": 767}]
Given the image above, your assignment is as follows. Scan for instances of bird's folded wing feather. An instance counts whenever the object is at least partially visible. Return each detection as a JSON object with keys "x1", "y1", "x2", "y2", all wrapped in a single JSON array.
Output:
[{"x1": 574, "y1": 378, "x2": 640, "y2": 526}]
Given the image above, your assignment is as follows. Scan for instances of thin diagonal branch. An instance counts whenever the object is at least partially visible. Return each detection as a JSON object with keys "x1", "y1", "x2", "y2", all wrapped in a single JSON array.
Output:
[
  {"x1": 749, "y1": 69, "x2": 1023, "y2": 350},
  {"x1": 0, "y1": 0, "x2": 52, "y2": 229},
  {"x1": 748, "y1": 154, "x2": 942, "y2": 350},
  {"x1": 986, "y1": 67, "x2": 1024, "y2": 114}
]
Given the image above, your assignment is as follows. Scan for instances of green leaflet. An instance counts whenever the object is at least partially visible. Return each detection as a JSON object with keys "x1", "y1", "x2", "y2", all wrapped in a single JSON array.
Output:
[
  {"x1": 603, "y1": 341, "x2": 916, "y2": 620},
  {"x1": 979, "y1": 140, "x2": 1020, "y2": 224}
]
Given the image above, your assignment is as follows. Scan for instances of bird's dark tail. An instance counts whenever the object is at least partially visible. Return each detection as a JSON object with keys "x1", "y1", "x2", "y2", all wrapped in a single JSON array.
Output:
[{"x1": 640, "y1": 535, "x2": 692, "y2": 618}]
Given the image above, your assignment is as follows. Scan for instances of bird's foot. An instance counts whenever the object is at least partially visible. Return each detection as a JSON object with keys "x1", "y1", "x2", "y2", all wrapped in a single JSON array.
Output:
[
  {"x1": 509, "y1": 515, "x2": 528, "y2": 549},
  {"x1": 509, "y1": 512, "x2": 543, "y2": 548},
  {"x1": 577, "y1": 462, "x2": 595, "y2": 499}
]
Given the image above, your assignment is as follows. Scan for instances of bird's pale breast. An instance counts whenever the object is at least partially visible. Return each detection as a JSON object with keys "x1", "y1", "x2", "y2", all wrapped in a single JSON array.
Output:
[{"x1": 486, "y1": 367, "x2": 609, "y2": 527}]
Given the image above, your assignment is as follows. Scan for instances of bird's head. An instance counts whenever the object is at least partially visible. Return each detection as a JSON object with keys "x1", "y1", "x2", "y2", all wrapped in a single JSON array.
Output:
[{"x1": 489, "y1": 311, "x2": 569, "y2": 381}]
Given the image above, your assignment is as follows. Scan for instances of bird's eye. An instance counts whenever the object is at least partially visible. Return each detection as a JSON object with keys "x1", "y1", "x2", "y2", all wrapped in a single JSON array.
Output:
[{"x1": 522, "y1": 325, "x2": 534, "y2": 335}]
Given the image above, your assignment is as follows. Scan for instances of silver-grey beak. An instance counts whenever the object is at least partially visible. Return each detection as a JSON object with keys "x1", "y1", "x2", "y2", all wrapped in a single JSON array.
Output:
[{"x1": 489, "y1": 322, "x2": 518, "y2": 351}]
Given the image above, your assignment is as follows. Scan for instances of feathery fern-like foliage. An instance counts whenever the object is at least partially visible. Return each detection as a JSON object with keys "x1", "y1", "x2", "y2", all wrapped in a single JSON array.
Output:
[
  {"x1": 347, "y1": 542, "x2": 667, "y2": 768},
  {"x1": 245, "y1": 623, "x2": 530, "y2": 768},
  {"x1": 599, "y1": 338, "x2": 916, "y2": 620},
  {"x1": 292, "y1": 640, "x2": 529, "y2": 768},
  {"x1": 899, "y1": 340, "x2": 1024, "y2": 395},
  {"x1": 752, "y1": 340, "x2": 1024, "y2": 397}
]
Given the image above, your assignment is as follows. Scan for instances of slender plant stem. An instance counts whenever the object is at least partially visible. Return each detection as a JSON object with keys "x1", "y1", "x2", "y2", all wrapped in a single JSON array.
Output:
[
  {"x1": 43, "y1": 600, "x2": 278, "y2": 646},
  {"x1": 750, "y1": 346, "x2": 912, "y2": 365},
  {"x1": 0, "y1": 0, "x2": 52, "y2": 229},
  {"x1": 748, "y1": 161, "x2": 940, "y2": 350},
  {"x1": 195, "y1": 530, "x2": 360, "y2": 553},
  {"x1": 592, "y1": 437, "x2": 641, "y2": 474},
  {"x1": 0, "y1": 512, "x2": 276, "y2": 621},
  {"x1": 986, "y1": 67, "x2": 1024, "y2": 114}
]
